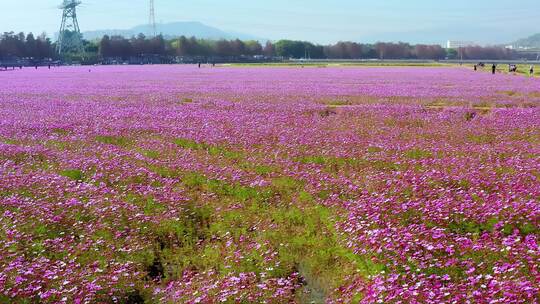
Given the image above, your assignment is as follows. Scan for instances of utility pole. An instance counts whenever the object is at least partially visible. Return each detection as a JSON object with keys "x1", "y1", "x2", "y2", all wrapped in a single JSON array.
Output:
[
  {"x1": 149, "y1": 0, "x2": 157, "y2": 37},
  {"x1": 56, "y1": 0, "x2": 83, "y2": 55}
]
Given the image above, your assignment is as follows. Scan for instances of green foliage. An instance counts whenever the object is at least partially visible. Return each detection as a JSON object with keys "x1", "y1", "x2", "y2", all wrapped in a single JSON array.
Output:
[
  {"x1": 95, "y1": 135, "x2": 131, "y2": 147},
  {"x1": 271, "y1": 176, "x2": 304, "y2": 194},
  {"x1": 174, "y1": 138, "x2": 243, "y2": 159},
  {"x1": 404, "y1": 148, "x2": 433, "y2": 159},
  {"x1": 181, "y1": 171, "x2": 267, "y2": 203},
  {"x1": 51, "y1": 128, "x2": 71, "y2": 136},
  {"x1": 298, "y1": 155, "x2": 386, "y2": 173},
  {"x1": 173, "y1": 138, "x2": 206, "y2": 150},
  {"x1": 467, "y1": 134, "x2": 496, "y2": 144},
  {"x1": 92, "y1": 229, "x2": 114, "y2": 241},
  {"x1": 143, "y1": 198, "x2": 167, "y2": 215},
  {"x1": 500, "y1": 222, "x2": 538, "y2": 236},
  {"x1": 267, "y1": 205, "x2": 385, "y2": 294},
  {"x1": 370, "y1": 160, "x2": 404, "y2": 171},
  {"x1": 142, "y1": 149, "x2": 160, "y2": 159},
  {"x1": 326, "y1": 100, "x2": 350, "y2": 106},
  {"x1": 150, "y1": 165, "x2": 180, "y2": 179},
  {"x1": 398, "y1": 208, "x2": 423, "y2": 225},
  {"x1": 34, "y1": 224, "x2": 48, "y2": 236},
  {"x1": 298, "y1": 190, "x2": 314, "y2": 203},
  {"x1": 298, "y1": 155, "x2": 328, "y2": 165},
  {"x1": 274, "y1": 40, "x2": 324, "y2": 59},
  {"x1": 446, "y1": 48, "x2": 458, "y2": 59},
  {"x1": 154, "y1": 219, "x2": 201, "y2": 247},
  {"x1": 0, "y1": 137, "x2": 17, "y2": 145},
  {"x1": 117, "y1": 170, "x2": 384, "y2": 301},
  {"x1": 181, "y1": 171, "x2": 209, "y2": 188},
  {"x1": 448, "y1": 217, "x2": 499, "y2": 235},
  {"x1": 457, "y1": 179, "x2": 471, "y2": 190},
  {"x1": 367, "y1": 146, "x2": 383, "y2": 153},
  {"x1": 208, "y1": 181, "x2": 260, "y2": 202},
  {"x1": 45, "y1": 140, "x2": 71, "y2": 151},
  {"x1": 252, "y1": 164, "x2": 275, "y2": 176},
  {"x1": 59, "y1": 169, "x2": 84, "y2": 181},
  {"x1": 0, "y1": 295, "x2": 33, "y2": 304},
  {"x1": 207, "y1": 145, "x2": 243, "y2": 160}
]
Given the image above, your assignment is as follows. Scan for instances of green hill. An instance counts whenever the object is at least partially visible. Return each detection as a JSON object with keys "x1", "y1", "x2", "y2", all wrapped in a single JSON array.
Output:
[{"x1": 514, "y1": 33, "x2": 540, "y2": 48}]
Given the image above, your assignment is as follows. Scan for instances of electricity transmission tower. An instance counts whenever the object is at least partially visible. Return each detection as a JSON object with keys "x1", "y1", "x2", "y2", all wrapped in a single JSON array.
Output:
[
  {"x1": 56, "y1": 0, "x2": 83, "y2": 55},
  {"x1": 149, "y1": 0, "x2": 157, "y2": 37}
]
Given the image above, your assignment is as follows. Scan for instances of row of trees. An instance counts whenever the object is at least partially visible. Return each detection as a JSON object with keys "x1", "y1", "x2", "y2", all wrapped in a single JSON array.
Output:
[
  {"x1": 0, "y1": 32, "x2": 55, "y2": 60},
  {"x1": 268, "y1": 41, "x2": 510, "y2": 60},
  {"x1": 369, "y1": 42, "x2": 447, "y2": 60},
  {"x1": 98, "y1": 34, "x2": 271, "y2": 58},
  {"x1": 453, "y1": 46, "x2": 515, "y2": 60},
  {"x1": 173, "y1": 36, "x2": 266, "y2": 57},
  {"x1": 0, "y1": 31, "x2": 522, "y2": 61},
  {"x1": 99, "y1": 34, "x2": 167, "y2": 58},
  {"x1": 98, "y1": 35, "x2": 515, "y2": 60}
]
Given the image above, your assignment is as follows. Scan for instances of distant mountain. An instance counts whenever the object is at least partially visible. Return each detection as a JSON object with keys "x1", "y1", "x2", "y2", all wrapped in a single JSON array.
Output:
[
  {"x1": 512, "y1": 33, "x2": 540, "y2": 48},
  {"x1": 83, "y1": 21, "x2": 264, "y2": 41}
]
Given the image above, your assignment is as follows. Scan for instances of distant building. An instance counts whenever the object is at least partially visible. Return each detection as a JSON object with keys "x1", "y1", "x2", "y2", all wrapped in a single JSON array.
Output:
[{"x1": 446, "y1": 40, "x2": 477, "y2": 49}]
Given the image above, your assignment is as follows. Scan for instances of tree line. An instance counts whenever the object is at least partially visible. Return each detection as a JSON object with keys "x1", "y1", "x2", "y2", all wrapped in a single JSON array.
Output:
[
  {"x1": 97, "y1": 36, "x2": 517, "y2": 60},
  {"x1": 0, "y1": 32, "x2": 55, "y2": 60},
  {"x1": 0, "y1": 31, "x2": 522, "y2": 61}
]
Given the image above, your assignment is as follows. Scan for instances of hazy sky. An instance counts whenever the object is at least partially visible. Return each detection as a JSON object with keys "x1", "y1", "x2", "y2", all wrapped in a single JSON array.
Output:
[{"x1": 2, "y1": 0, "x2": 539, "y2": 44}]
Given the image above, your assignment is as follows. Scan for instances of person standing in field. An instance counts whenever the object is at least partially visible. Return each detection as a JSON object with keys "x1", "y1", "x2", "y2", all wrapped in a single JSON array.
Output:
[
  {"x1": 530, "y1": 65, "x2": 535, "y2": 76},
  {"x1": 492, "y1": 64, "x2": 496, "y2": 74}
]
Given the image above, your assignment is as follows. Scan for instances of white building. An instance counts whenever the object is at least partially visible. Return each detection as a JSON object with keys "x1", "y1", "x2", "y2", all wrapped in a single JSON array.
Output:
[{"x1": 446, "y1": 40, "x2": 477, "y2": 49}]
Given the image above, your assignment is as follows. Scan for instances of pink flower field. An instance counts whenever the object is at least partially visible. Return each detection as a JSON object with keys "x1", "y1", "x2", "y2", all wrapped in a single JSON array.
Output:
[{"x1": 0, "y1": 65, "x2": 539, "y2": 303}]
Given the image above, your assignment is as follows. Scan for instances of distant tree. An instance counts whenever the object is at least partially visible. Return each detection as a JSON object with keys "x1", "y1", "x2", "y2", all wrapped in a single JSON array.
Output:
[
  {"x1": 461, "y1": 46, "x2": 512, "y2": 60},
  {"x1": 103, "y1": 36, "x2": 132, "y2": 59},
  {"x1": 84, "y1": 40, "x2": 99, "y2": 54},
  {"x1": 33, "y1": 33, "x2": 52, "y2": 59},
  {"x1": 375, "y1": 42, "x2": 413, "y2": 59},
  {"x1": 275, "y1": 40, "x2": 309, "y2": 58},
  {"x1": 305, "y1": 43, "x2": 324, "y2": 59},
  {"x1": 0, "y1": 32, "x2": 24, "y2": 57},
  {"x1": 149, "y1": 35, "x2": 166, "y2": 55},
  {"x1": 263, "y1": 41, "x2": 275, "y2": 57},
  {"x1": 215, "y1": 39, "x2": 233, "y2": 56},
  {"x1": 189, "y1": 36, "x2": 202, "y2": 56},
  {"x1": 230, "y1": 39, "x2": 246, "y2": 55},
  {"x1": 325, "y1": 42, "x2": 355, "y2": 59},
  {"x1": 25, "y1": 33, "x2": 37, "y2": 58},
  {"x1": 446, "y1": 48, "x2": 458, "y2": 59},
  {"x1": 173, "y1": 36, "x2": 190, "y2": 56},
  {"x1": 245, "y1": 40, "x2": 262, "y2": 56},
  {"x1": 414, "y1": 44, "x2": 446, "y2": 60},
  {"x1": 131, "y1": 33, "x2": 148, "y2": 55},
  {"x1": 99, "y1": 35, "x2": 112, "y2": 57}
]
